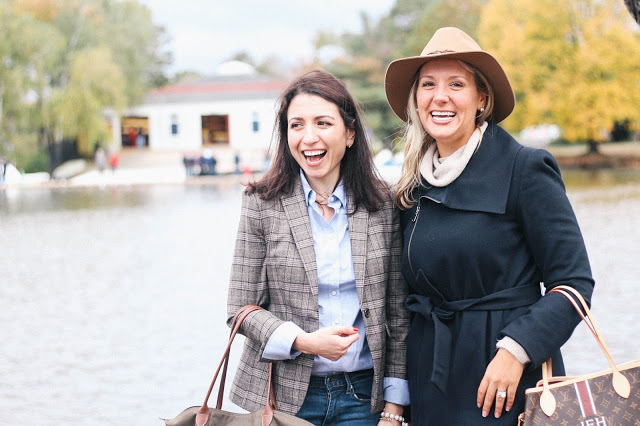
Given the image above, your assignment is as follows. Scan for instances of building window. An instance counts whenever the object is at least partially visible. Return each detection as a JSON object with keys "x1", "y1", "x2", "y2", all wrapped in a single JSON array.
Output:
[
  {"x1": 171, "y1": 114, "x2": 179, "y2": 135},
  {"x1": 252, "y1": 112, "x2": 259, "y2": 133}
]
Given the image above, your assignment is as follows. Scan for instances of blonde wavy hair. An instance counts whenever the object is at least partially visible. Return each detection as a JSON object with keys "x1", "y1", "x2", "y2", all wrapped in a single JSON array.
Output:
[{"x1": 395, "y1": 60, "x2": 495, "y2": 209}]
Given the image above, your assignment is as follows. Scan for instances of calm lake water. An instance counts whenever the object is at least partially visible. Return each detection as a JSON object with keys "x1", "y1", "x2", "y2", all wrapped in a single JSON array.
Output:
[{"x1": 1, "y1": 169, "x2": 640, "y2": 425}]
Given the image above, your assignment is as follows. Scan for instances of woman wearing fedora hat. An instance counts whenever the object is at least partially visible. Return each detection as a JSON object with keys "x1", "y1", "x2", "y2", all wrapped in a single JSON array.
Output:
[{"x1": 385, "y1": 27, "x2": 594, "y2": 424}]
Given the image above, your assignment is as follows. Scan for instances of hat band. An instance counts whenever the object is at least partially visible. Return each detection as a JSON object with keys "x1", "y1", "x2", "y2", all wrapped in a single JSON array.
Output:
[{"x1": 427, "y1": 49, "x2": 455, "y2": 55}]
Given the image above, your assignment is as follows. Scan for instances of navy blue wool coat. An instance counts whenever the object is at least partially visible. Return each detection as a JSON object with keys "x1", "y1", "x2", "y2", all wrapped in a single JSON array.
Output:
[{"x1": 401, "y1": 121, "x2": 594, "y2": 425}]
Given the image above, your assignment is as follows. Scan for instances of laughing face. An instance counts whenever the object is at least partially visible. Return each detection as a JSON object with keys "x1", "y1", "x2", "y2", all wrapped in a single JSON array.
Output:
[
  {"x1": 287, "y1": 93, "x2": 355, "y2": 191},
  {"x1": 416, "y1": 58, "x2": 486, "y2": 157}
]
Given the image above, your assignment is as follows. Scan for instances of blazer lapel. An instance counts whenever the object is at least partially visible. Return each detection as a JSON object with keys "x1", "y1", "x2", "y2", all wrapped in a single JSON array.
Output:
[
  {"x1": 347, "y1": 194, "x2": 369, "y2": 295},
  {"x1": 281, "y1": 180, "x2": 319, "y2": 297}
]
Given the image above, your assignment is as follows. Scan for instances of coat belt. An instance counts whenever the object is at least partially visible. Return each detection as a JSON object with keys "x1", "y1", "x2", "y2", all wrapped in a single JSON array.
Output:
[{"x1": 406, "y1": 272, "x2": 542, "y2": 394}]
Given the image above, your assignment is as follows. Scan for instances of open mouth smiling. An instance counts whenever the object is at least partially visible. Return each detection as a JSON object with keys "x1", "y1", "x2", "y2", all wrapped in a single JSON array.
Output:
[
  {"x1": 431, "y1": 111, "x2": 456, "y2": 123},
  {"x1": 303, "y1": 150, "x2": 327, "y2": 163}
]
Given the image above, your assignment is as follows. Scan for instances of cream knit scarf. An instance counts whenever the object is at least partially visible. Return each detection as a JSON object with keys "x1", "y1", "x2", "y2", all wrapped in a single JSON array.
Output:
[{"x1": 420, "y1": 121, "x2": 488, "y2": 187}]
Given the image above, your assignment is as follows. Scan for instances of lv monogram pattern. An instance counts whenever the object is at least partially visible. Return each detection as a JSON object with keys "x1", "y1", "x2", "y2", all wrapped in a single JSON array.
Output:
[{"x1": 520, "y1": 366, "x2": 640, "y2": 426}]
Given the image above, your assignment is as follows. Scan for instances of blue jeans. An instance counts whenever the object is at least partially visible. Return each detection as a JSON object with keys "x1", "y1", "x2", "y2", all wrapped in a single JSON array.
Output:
[{"x1": 295, "y1": 369, "x2": 380, "y2": 426}]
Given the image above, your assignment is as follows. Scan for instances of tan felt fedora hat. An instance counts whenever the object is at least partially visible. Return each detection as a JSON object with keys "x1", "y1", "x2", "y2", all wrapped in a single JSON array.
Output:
[{"x1": 385, "y1": 27, "x2": 515, "y2": 123}]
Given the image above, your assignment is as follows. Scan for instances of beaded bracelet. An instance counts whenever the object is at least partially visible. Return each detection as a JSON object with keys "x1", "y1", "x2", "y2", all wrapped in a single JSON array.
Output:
[{"x1": 380, "y1": 411, "x2": 408, "y2": 426}]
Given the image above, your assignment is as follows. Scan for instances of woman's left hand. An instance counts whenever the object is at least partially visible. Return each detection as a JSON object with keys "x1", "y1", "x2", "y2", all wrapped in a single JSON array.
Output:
[{"x1": 477, "y1": 348, "x2": 525, "y2": 419}]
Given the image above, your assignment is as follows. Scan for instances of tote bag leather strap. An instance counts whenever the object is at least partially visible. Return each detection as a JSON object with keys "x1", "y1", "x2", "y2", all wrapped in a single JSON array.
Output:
[
  {"x1": 195, "y1": 305, "x2": 277, "y2": 426},
  {"x1": 538, "y1": 286, "x2": 631, "y2": 416}
]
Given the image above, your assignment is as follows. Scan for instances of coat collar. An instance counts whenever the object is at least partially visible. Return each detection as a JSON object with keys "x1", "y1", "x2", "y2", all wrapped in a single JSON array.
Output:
[{"x1": 418, "y1": 121, "x2": 522, "y2": 214}]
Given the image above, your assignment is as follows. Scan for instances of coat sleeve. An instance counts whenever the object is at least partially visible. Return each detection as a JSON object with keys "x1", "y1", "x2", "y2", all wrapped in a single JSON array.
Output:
[
  {"x1": 384, "y1": 203, "x2": 411, "y2": 380},
  {"x1": 226, "y1": 191, "x2": 287, "y2": 356},
  {"x1": 500, "y1": 148, "x2": 595, "y2": 368}
]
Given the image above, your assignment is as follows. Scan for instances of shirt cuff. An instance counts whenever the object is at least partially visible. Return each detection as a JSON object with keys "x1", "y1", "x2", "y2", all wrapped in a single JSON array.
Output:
[
  {"x1": 496, "y1": 336, "x2": 531, "y2": 365},
  {"x1": 262, "y1": 321, "x2": 305, "y2": 360},
  {"x1": 383, "y1": 377, "x2": 410, "y2": 406}
]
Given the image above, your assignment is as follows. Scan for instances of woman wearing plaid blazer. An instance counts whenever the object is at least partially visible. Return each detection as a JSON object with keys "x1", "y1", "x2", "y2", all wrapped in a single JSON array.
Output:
[{"x1": 227, "y1": 69, "x2": 411, "y2": 426}]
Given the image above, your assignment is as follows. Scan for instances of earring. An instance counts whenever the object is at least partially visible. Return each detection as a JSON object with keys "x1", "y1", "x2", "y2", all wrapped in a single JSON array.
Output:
[
  {"x1": 347, "y1": 144, "x2": 353, "y2": 149},
  {"x1": 480, "y1": 107, "x2": 485, "y2": 113}
]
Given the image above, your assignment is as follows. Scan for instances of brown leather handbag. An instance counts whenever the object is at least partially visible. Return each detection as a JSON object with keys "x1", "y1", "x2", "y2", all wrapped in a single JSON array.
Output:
[
  {"x1": 518, "y1": 285, "x2": 640, "y2": 426},
  {"x1": 163, "y1": 305, "x2": 314, "y2": 426}
]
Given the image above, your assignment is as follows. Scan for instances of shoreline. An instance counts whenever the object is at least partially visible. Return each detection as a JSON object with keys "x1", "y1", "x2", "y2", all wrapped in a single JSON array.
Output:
[
  {"x1": 2, "y1": 141, "x2": 640, "y2": 190},
  {"x1": 547, "y1": 141, "x2": 640, "y2": 169}
]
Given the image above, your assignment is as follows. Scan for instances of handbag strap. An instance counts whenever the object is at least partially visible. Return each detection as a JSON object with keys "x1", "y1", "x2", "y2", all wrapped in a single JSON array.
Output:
[
  {"x1": 196, "y1": 305, "x2": 277, "y2": 426},
  {"x1": 215, "y1": 305, "x2": 261, "y2": 409},
  {"x1": 538, "y1": 285, "x2": 631, "y2": 417},
  {"x1": 550, "y1": 286, "x2": 630, "y2": 396}
]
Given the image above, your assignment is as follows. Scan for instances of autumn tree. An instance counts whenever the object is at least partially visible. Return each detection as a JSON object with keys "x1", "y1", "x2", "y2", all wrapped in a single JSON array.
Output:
[{"x1": 479, "y1": 0, "x2": 640, "y2": 150}]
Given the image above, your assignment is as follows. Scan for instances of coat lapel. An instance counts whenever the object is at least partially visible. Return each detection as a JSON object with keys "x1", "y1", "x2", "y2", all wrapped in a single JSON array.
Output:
[
  {"x1": 281, "y1": 180, "x2": 319, "y2": 297},
  {"x1": 420, "y1": 121, "x2": 522, "y2": 214},
  {"x1": 347, "y1": 194, "x2": 369, "y2": 295}
]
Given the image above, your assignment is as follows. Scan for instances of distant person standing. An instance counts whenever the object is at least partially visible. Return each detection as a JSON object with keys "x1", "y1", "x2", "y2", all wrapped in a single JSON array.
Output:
[
  {"x1": 109, "y1": 150, "x2": 119, "y2": 173},
  {"x1": 234, "y1": 152, "x2": 241, "y2": 175},
  {"x1": 0, "y1": 156, "x2": 7, "y2": 184},
  {"x1": 135, "y1": 128, "x2": 146, "y2": 148},
  {"x1": 128, "y1": 128, "x2": 137, "y2": 147},
  {"x1": 95, "y1": 146, "x2": 107, "y2": 173}
]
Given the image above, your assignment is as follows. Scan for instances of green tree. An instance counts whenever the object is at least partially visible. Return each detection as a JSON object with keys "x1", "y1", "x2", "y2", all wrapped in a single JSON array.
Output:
[
  {"x1": 51, "y1": 47, "x2": 126, "y2": 154},
  {"x1": 0, "y1": 0, "x2": 173, "y2": 165},
  {"x1": 313, "y1": 0, "x2": 488, "y2": 150},
  {"x1": 97, "y1": 0, "x2": 173, "y2": 103},
  {"x1": 404, "y1": 0, "x2": 487, "y2": 57},
  {"x1": 311, "y1": 11, "x2": 401, "y2": 150},
  {"x1": 0, "y1": 5, "x2": 42, "y2": 153}
]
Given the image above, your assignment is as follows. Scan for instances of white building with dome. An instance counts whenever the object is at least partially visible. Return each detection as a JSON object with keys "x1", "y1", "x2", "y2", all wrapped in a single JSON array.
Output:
[{"x1": 112, "y1": 61, "x2": 289, "y2": 173}]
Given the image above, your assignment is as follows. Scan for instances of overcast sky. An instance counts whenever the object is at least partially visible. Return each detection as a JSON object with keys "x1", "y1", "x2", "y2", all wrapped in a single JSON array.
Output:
[{"x1": 136, "y1": 0, "x2": 396, "y2": 74}]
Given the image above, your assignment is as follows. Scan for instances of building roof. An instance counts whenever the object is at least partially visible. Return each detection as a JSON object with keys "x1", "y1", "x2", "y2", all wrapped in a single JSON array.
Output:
[{"x1": 146, "y1": 74, "x2": 289, "y2": 104}]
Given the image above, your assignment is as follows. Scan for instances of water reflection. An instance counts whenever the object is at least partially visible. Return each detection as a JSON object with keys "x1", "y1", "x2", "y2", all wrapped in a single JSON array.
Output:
[
  {"x1": 561, "y1": 167, "x2": 640, "y2": 188},
  {"x1": 1, "y1": 169, "x2": 640, "y2": 425}
]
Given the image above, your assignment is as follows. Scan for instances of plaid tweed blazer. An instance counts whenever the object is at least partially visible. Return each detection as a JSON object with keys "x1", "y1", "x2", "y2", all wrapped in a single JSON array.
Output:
[{"x1": 226, "y1": 178, "x2": 409, "y2": 415}]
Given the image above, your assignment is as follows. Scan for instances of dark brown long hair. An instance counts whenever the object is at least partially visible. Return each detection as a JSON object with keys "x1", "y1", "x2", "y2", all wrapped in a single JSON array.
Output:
[{"x1": 247, "y1": 69, "x2": 387, "y2": 213}]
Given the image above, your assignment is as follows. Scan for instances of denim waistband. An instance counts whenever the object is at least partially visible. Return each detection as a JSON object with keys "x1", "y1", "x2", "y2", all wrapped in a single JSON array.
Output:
[{"x1": 310, "y1": 368, "x2": 373, "y2": 385}]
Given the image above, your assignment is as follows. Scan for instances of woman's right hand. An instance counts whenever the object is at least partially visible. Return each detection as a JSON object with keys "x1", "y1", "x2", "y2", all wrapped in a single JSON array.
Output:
[{"x1": 292, "y1": 326, "x2": 360, "y2": 361}]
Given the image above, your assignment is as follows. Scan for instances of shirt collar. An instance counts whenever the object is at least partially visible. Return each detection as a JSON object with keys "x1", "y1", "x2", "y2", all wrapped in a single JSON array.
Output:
[{"x1": 299, "y1": 170, "x2": 346, "y2": 208}]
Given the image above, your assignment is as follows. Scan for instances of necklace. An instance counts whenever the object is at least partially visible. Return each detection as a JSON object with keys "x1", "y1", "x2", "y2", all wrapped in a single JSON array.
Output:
[
  {"x1": 315, "y1": 197, "x2": 334, "y2": 221},
  {"x1": 314, "y1": 190, "x2": 332, "y2": 207},
  {"x1": 308, "y1": 180, "x2": 336, "y2": 215}
]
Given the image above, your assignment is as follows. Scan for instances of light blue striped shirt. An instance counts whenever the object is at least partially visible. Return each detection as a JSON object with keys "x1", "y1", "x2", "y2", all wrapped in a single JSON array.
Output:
[{"x1": 262, "y1": 171, "x2": 409, "y2": 405}]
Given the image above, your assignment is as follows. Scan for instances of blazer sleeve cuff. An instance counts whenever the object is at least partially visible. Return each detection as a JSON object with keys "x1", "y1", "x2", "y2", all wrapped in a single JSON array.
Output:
[
  {"x1": 383, "y1": 377, "x2": 410, "y2": 406},
  {"x1": 262, "y1": 321, "x2": 305, "y2": 360}
]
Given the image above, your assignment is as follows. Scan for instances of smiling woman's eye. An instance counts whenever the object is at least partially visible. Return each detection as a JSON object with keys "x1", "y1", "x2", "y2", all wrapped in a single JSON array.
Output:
[
  {"x1": 421, "y1": 81, "x2": 435, "y2": 88},
  {"x1": 451, "y1": 81, "x2": 464, "y2": 88},
  {"x1": 289, "y1": 122, "x2": 302, "y2": 129}
]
